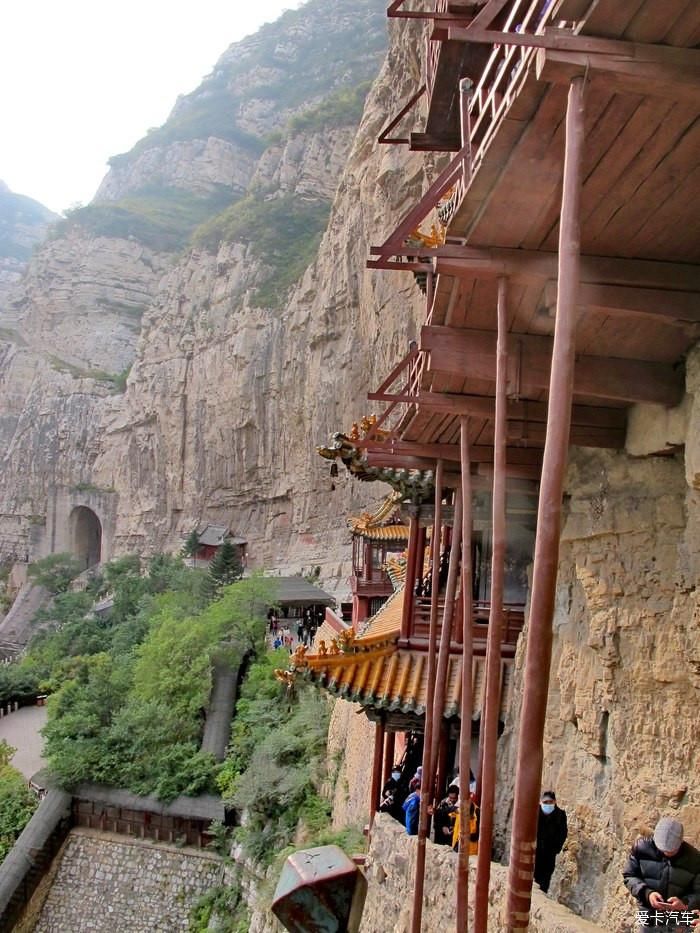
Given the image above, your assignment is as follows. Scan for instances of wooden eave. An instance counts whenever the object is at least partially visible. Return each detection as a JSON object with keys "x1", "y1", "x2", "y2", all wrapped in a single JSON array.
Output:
[{"x1": 292, "y1": 637, "x2": 513, "y2": 722}]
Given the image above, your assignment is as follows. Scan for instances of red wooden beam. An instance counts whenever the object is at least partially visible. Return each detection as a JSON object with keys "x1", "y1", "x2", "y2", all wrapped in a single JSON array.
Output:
[
  {"x1": 447, "y1": 24, "x2": 700, "y2": 68},
  {"x1": 473, "y1": 276, "x2": 507, "y2": 933},
  {"x1": 378, "y1": 85, "x2": 426, "y2": 145},
  {"x1": 537, "y1": 48, "x2": 700, "y2": 105},
  {"x1": 370, "y1": 244, "x2": 700, "y2": 292},
  {"x1": 544, "y1": 281, "x2": 700, "y2": 326},
  {"x1": 421, "y1": 324, "x2": 685, "y2": 406},
  {"x1": 412, "y1": 461, "x2": 444, "y2": 933},
  {"x1": 456, "y1": 420, "x2": 473, "y2": 929},
  {"x1": 415, "y1": 391, "x2": 627, "y2": 429}
]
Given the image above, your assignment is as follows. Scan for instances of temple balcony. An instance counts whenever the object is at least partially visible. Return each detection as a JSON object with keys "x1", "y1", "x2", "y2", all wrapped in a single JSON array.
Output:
[{"x1": 401, "y1": 594, "x2": 525, "y2": 659}]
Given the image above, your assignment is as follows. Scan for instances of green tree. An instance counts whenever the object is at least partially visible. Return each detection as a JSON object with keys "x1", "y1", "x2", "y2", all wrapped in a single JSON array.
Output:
[
  {"x1": 41, "y1": 574, "x2": 274, "y2": 800},
  {"x1": 208, "y1": 540, "x2": 243, "y2": 592},
  {"x1": 0, "y1": 759, "x2": 37, "y2": 862},
  {"x1": 181, "y1": 529, "x2": 200, "y2": 558},
  {"x1": 217, "y1": 647, "x2": 331, "y2": 865},
  {"x1": 27, "y1": 553, "x2": 82, "y2": 594}
]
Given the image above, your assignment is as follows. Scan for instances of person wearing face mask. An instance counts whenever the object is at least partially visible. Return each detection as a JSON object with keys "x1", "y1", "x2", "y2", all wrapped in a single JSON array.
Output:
[
  {"x1": 534, "y1": 791, "x2": 568, "y2": 893},
  {"x1": 379, "y1": 766, "x2": 403, "y2": 821},
  {"x1": 623, "y1": 816, "x2": 700, "y2": 930}
]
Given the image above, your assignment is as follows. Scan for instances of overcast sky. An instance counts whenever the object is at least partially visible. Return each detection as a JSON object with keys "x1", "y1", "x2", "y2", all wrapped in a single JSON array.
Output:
[{"x1": 0, "y1": 1, "x2": 303, "y2": 214}]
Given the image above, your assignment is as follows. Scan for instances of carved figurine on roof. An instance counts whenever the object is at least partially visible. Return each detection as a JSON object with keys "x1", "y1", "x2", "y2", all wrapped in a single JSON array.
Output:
[{"x1": 317, "y1": 416, "x2": 434, "y2": 505}]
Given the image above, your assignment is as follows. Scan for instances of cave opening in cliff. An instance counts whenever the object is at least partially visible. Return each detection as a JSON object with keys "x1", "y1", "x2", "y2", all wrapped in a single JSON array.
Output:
[{"x1": 70, "y1": 506, "x2": 102, "y2": 570}]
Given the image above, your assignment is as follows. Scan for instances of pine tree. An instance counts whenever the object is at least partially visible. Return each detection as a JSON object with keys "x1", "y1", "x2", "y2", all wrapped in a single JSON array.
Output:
[
  {"x1": 208, "y1": 540, "x2": 243, "y2": 591},
  {"x1": 181, "y1": 529, "x2": 200, "y2": 558}
]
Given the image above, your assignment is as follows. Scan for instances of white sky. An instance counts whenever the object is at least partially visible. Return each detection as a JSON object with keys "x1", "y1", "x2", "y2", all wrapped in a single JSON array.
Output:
[{"x1": 0, "y1": 1, "x2": 303, "y2": 214}]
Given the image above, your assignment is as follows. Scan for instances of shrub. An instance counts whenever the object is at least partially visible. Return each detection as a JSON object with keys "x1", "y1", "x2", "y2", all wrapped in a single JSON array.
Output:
[
  {"x1": 0, "y1": 753, "x2": 38, "y2": 863},
  {"x1": 27, "y1": 553, "x2": 83, "y2": 594},
  {"x1": 193, "y1": 193, "x2": 330, "y2": 308}
]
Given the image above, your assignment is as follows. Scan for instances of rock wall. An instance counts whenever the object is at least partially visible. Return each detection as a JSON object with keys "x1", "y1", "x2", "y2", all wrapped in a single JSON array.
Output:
[
  {"x1": 361, "y1": 814, "x2": 605, "y2": 933},
  {"x1": 492, "y1": 349, "x2": 700, "y2": 930},
  {"x1": 326, "y1": 697, "x2": 377, "y2": 830},
  {"x1": 0, "y1": 3, "x2": 429, "y2": 596},
  {"x1": 28, "y1": 828, "x2": 224, "y2": 932}
]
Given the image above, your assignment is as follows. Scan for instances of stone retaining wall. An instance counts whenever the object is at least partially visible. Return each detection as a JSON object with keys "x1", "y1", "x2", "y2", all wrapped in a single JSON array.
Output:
[
  {"x1": 361, "y1": 814, "x2": 606, "y2": 933},
  {"x1": 29, "y1": 828, "x2": 224, "y2": 932}
]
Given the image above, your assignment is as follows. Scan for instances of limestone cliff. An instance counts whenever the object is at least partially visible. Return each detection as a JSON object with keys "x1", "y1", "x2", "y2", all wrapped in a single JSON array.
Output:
[
  {"x1": 0, "y1": 182, "x2": 57, "y2": 310},
  {"x1": 0, "y1": 0, "x2": 429, "y2": 595}
]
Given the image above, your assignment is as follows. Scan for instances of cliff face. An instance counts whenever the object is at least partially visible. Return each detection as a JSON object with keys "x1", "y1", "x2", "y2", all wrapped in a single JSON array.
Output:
[
  {"x1": 489, "y1": 371, "x2": 700, "y2": 929},
  {"x1": 0, "y1": 0, "x2": 428, "y2": 591},
  {"x1": 0, "y1": 182, "x2": 57, "y2": 310}
]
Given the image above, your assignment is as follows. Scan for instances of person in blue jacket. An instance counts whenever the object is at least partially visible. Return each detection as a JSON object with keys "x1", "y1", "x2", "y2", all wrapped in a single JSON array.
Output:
[{"x1": 403, "y1": 786, "x2": 421, "y2": 835}]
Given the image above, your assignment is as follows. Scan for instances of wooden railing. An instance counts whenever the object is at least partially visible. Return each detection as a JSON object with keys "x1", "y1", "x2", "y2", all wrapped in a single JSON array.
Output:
[
  {"x1": 422, "y1": 0, "x2": 561, "y2": 230},
  {"x1": 411, "y1": 595, "x2": 525, "y2": 652},
  {"x1": 468, "y1": 0, "x2": 557, "y2": 173}
]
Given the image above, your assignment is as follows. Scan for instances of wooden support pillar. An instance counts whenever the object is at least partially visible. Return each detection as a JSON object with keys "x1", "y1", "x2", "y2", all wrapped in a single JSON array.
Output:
[
  {"x1": 474, "y1": 277, "x2": 508, "y2": 933},
  {"x1": 401, "y1": 517, "x2": 420, "y2": 638},
  {"x1": 435, "y1": 719, "x2": 450, "y2": 802},
  {"x1": 429, "y1": 493, "x2": 463, "y2": 791},
  {"x1": 456, "y1": 417, "x2": 474, "y2": 932},
  {"x1": 383, "y1": 731, "x2": 396, "y2": 786},
  {"x1": 411, "y1": 461, "x2": 444, "y2": 933},
  {"x1": 370, "y1": 716, "x2": 386, "y2": 830},
  {"x1": 505, "y1": 75, "x2": 586, "y2": 932}
]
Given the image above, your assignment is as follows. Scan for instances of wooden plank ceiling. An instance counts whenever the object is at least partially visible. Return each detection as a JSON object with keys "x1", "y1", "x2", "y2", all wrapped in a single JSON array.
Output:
[{"x1": 387, "y1": 0, "x2": 700, "y2": 465}]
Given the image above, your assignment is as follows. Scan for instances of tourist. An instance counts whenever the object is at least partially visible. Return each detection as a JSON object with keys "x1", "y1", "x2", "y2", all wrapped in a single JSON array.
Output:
[
  {"x1": 433, "y1": 785, "x2": 459, "y2": 845},
  {"x1": 534, "y1": 791, "x2": 568, "y2": 894},
  {"x1": 623, "y1": 816, "x2": 700, "y2": 929},
  {"x1": 403, "y1": 785, "x2": 421, "y2": 836},
  {"x1": 452, "y1": 784, "x2": 481, "y2": 855},
  {"x1": 379, "y1": 765, "x2": 403, "y2": 821}
]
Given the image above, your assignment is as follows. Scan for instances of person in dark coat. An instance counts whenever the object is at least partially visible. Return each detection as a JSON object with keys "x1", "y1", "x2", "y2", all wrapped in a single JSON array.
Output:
[
  {"x1": 433, "y1": 785, "x2": 459, "y2": 845},
  {"x1": 623, "y1": 816, "x2": 700, "y2": 930},
  {"x1": 379, "y1": 766, "x2": 403, "y2": 822},
  {"x1": 534, "y1": 790, "x2": 568, "y2": 893}
]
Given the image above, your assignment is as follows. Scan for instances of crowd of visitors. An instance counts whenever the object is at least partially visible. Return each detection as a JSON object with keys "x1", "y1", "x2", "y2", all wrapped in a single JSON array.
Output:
[
  {"x1": 379, "y1": 755, "x2": 700, "y2": 929},
  {"x1": 268, "y1": 606, "x2": 322, "y2": 650},
  {"x1": 381, "y1": 756, "x2": 700, "y2": 930}
]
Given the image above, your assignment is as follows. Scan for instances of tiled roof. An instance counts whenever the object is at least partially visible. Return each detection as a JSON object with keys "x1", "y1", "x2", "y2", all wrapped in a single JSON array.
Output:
[
  {"x1": 291, "y1": 643, "x2": 511, "y2": 720},
  {"x1": 284, "y1": 585, "x2": 513, "y2": 720},
  {"x1": 358, "y1": 586, "x2": 404, "y2": 643},
  {"x1": 347, "y1": 494, "x2": 408, "y2": 540},
  {"x1": 356, "y1": 524, "x2": 410, "y2": 541}
]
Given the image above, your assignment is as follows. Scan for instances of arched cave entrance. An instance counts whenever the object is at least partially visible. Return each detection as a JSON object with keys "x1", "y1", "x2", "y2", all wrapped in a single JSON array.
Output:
[{"x1": 70, "y1": 506, "x2": 102, "y2": 570}]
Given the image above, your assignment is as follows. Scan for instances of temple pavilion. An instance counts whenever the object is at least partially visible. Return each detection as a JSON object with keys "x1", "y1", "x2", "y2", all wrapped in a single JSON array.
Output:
[{"x1": 283, "y1": 0, "x2": 700, "y2": 929}]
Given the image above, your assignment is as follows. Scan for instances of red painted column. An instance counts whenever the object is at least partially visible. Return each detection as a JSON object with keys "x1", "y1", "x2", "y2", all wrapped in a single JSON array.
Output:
[
  {"x1": 401, "y1": 517, "x2": 420, "y2": 639},
  {"x1": 383, "y1": 731, "x2": 396, "y2": 787},
  {"x1": 369, "y1": 716, "x2": 386, "y2": 830},
  {"x1": 505, "y1": 76, "x2": 585, "y2": 931},
  {"x1": 429, "y1": 492, "x2": 463, "y2": 792},
  {"x1": 411, "y1": 460, "x2": 443, "y2": 933},
  {"x1": 474, "y1": 276, "x2": 509, "y2": 932},
  {"x1": 457, "y1": 418, "x2": 474, "y2": 932}
]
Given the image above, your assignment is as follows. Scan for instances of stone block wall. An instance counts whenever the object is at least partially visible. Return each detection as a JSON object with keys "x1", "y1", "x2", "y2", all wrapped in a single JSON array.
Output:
[
  {"x1": 361, "y1": 814, "x2": 606, "y2": 933},
  {"x1": 29, "y1": 828, "x2": 224, "y2": 932},
  {"x1": 326, "y1": 697, "x2": 377, "y2": 830}
]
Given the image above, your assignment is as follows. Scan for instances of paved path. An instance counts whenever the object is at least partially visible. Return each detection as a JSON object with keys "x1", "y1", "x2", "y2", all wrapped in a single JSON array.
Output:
[{"x1": 0, "y1": 704, "x2": 47, "y2": 778}]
